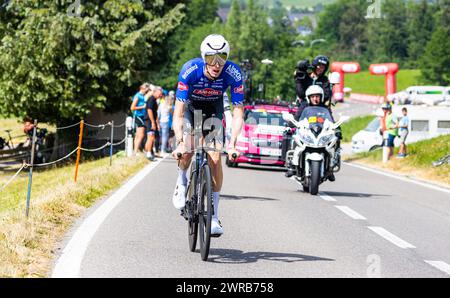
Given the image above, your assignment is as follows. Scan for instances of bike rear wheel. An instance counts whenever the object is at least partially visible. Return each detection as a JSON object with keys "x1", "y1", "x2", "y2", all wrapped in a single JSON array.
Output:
[{"x1": 198, "y1": 164, "x2": 213, "y2": 261}]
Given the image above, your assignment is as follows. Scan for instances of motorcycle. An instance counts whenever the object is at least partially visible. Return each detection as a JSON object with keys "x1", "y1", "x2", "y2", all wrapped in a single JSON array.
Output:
[{"x1": 282, "y1": 107, "x2": 349, "y2": 195}]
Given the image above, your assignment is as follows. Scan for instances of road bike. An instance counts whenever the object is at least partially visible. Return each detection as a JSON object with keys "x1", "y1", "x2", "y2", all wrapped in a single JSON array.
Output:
[{"x1": 177, "y1": 112, "x2": 236, "y2": 261}]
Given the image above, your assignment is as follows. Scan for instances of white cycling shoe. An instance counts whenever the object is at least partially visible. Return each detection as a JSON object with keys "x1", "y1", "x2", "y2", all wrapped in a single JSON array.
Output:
[
  {"x1": 172, "y1": 184, "x2": 186, "y2": 210},
  {"x1": 211, "y1": 218, "x2": 223, "y2": 237}
]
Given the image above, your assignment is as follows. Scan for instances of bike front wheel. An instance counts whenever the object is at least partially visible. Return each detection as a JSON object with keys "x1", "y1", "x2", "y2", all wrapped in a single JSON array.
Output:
[
  {"x1": 187, "y1": 165, "x2": 198, "y2": 252},
  {"x1": 198, "y1": 164, "x2": 213, "y2": 261}
]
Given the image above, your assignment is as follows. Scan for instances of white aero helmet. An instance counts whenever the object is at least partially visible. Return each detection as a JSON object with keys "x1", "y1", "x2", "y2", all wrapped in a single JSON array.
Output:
[
  {"x1": 305, "y1": 85, "x2": 324, "y2": 104},
  {"x1": 200, "y1": 34, "x2": 230, "y2": 65}
]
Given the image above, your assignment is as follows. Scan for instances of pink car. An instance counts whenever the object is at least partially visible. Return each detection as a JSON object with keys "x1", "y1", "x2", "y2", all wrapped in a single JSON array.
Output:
[{"x1": 226, "y1": 104, "x2": 297, "y2": 168}]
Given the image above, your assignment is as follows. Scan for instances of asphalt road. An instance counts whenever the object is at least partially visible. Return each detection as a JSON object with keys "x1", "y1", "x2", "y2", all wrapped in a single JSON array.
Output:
[
  {"x1": 52, "y1": 155, "x2": 450, "y2": 278},
  {"x1": 333, "y1": 99, "x2": 379, "y2": 119}
]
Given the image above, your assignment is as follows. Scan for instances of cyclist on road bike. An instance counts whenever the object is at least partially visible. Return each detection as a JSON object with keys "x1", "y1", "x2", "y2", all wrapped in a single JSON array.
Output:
[{"x1": 172, "y1": 34, "x2": 245, "y2": 237}]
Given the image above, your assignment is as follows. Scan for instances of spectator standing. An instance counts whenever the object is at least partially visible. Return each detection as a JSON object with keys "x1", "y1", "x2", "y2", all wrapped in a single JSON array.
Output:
[
  {"x1": 158, "y1": 93, "x2": 173, "y2": 154},
  {"x1": 22, "y1": 116, "x2": 36, "y2": 148},
  {"x1": 144, "y1": 87, "x2": 163, "y2": 161},
  {"x1": 154, "y1": 91, "x2": 166, "y2": 155},
  {"x1": 130, "y1": 83, "x2": 150, "y2": 155},
  {"x1": 383, "y1": 104, "x2": 399, "y2": 160},
  {"x1": 397, "y1": 107, "x2": 409, "y2": 158},
  {"x1": 167, "y1": 90, "x2": 176, "y2": 152}
]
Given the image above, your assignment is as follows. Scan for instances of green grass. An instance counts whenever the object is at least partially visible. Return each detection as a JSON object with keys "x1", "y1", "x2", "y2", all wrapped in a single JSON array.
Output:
[
  {"x1": 345, "y1": 69, "x2": 422, "y2": 96},
  {"x1": 356, "y1": 134, "x2": 450, "y2": 168},
  {"x1": 0, "y1": 153, "x2": 149, "y2": 277},
  {"x1": 341, "y1": 115, "x2": 375, "y2": 143},
  {"x1": 0, "y1": 154, "x2": 145, "y2": 213},
  {"x1": 347, "y1": 134, "x2": 450, "y2": 185}
]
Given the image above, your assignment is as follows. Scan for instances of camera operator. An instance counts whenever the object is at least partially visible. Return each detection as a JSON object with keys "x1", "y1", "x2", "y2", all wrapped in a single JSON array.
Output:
[{"x1": 294, "y1": 55, "x2": 332, "y2": 121}]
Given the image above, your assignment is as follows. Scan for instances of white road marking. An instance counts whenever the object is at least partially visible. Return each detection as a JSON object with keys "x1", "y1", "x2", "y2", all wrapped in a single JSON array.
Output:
[
  {"x1": 368, "y1": 226, "x2": 416, "y2": 249},
  {"x1": 424, "y1": 261, "x2": 450, "y2": 275},
  {"x1": 319, "y1": 192, "x2": 337, "y2": 202},
  {"x1": 289, "y1": 181, "x2": 337, "y2": 202},
  {"x1": 335, "y1": 205, "x2": 367, "y2": 220},
  {"x1": 344, "y1": 162, "x2": 450, "y2": 194},
  {"x1": 52, "y1": 157, "x2": 166, "y2": 278}
]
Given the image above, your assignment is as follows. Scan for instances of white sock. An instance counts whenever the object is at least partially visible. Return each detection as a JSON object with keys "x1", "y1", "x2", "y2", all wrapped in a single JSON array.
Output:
[
  {"x1": 177, "y1": 168, "x2": 188, "y2": 186},
  {"x1": 146, "y1": 151, "x2": 151, "y2": 158},
  {"x1": 213, "y1": 192, "x2": 220, "y2": 220}
]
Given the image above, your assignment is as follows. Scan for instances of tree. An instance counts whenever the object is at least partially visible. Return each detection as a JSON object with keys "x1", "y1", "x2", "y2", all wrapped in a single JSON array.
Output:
[
  {"x1": 150, "y1": 0, "x2": 220, "y2": 89},
  {"x1": 267, "y1": 47, "x2": 307, "y2": 101},
  {"x1": 406, "y1": 0, "x2": 435, "y2": 68},
  {"x1": 337, "y1": 0, "x2": 368, "y2": 58},
  {"x1": 312, "y1": 0, "x2": 369, "y2": 62},
  {"x1": 313, "y1": 0, "x2": 347, "y2": 52},
  {"x1": 366, "y1": 0, "x2": 408, "y2": 63},
  {"x1": 225, "y1": 0, "x2": 242, "y2": 61},
  {"x1": 238, "y1": 0, "x2": 272, "y2": 65},
  {"x1": 419, "y1": 0, "x2": 450, "y2": 85},
  {"x1": 269, "y1": 0, "x2": 296, "y2": 57},
  {"x1": 0, "y1": 0, "x2": 185, "y2": 125}
]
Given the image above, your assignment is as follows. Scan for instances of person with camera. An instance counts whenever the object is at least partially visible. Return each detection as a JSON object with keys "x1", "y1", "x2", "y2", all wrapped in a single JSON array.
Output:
[{"x1": 293, "y1": 55, "x2": 332, "y2": 121}]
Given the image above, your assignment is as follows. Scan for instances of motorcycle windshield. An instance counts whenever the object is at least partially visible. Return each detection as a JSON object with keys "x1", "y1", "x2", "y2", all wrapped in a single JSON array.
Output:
[{"x1": 299, "y1": 106, "x2": 334, "y2": 135}]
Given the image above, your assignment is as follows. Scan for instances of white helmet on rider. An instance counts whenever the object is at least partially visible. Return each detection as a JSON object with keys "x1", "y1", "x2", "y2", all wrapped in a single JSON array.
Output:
[
  {"x1": 200, "y1": 34, "x2": 230, "y2": 66},
  {"x1": 305, "y1": 85, "x2": 324, "y2": 104}
]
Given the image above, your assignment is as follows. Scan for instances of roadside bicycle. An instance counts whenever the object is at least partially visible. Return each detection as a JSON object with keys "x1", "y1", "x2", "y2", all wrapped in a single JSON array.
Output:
[
  {"x1": 432, "y1": 154, "x2": 450, "y2": 167},
  {"x1": 0, "y1": 130, "x2": 15, "y2": 150}
]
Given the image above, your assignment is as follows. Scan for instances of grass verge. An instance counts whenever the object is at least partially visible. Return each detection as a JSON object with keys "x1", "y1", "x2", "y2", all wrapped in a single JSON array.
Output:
[
  {"x1": 0, "y1": 153, "x2": 148, "y2": 277},
  {"x1": 341, "y1": 115, "x2": 375, "y2": 143},
  {"x1": 344, "y1": 134, "x2": 450, "y2": 187}
]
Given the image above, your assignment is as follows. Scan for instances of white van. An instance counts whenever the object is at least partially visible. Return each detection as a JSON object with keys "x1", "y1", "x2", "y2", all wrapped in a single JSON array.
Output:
[
  {"x1": 440, "y1": 87, "x2": 450, "y2": 106},
  {"x1": 351, "y1": 105, "x2": 450, "y2": 153},
  {"x1": 406, "y1": 86, "x2": 446, "y2": 106}
]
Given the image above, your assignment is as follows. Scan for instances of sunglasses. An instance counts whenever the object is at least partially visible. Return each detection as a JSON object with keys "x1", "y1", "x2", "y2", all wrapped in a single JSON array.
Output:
[{"x1": 204, "y1": 53, "x2": 228, "y2": 66}]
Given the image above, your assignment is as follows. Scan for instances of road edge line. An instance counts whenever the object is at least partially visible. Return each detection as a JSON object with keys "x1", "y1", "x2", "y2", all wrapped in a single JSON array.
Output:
[
  {"x1": 343, "y1": 161, "x2": 450, "y2": 194},
  {"x1": 51, "y1": 157, "x2": 166, "y2": 278}
]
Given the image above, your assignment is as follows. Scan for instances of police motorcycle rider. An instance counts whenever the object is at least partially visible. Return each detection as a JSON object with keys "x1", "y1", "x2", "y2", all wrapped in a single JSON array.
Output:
[
  {"x1": 284, "y1": 56, "x2": 342, "y2": 181},
  {"x1": 303, "y1": 85, "x2": 326, "y2": 107}
]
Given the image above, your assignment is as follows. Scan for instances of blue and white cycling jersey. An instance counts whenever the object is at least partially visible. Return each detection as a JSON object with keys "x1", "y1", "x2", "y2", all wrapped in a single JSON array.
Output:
[{"x1": 176, "y1": 58, "x2": 244, "y2": 113}]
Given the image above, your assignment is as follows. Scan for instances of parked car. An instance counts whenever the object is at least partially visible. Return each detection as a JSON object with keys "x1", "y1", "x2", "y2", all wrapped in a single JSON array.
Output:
[
  {"x1": 351, "y1": 117, "x2": 386, "y2": 153},
  {"x1": 226, "y1": 103, "x2": 297, "y2": 167}
]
